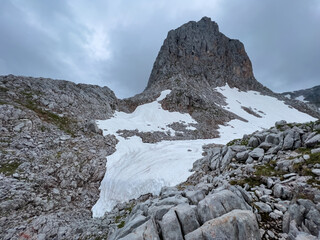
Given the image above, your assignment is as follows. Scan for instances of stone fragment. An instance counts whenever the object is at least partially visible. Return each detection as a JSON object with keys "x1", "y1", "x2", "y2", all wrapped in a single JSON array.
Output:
[
  {"x1": 236, "y1": 150, "x2": 249, "y2": 162},
  {"x1": 311, "y1": 169, "x2": 320, "y2": 176},
  {"x1": 248, "y1": 137, "x2": 260, "y2": 148},
  {"x1": 273, "y1": 184, "x2": 292, "y2": 200},
  {"x1": 283, "y1": 130, "x2": 295, "y2": 150},
  {"x1": 305, "y1": 134, "x2": 320, "y2": 148},
  {"x1": 255, "y1": 202, "x2": 272, "y2": 213},
  {"x1": 249, "y1": 147, "x2": 264, "y2": 159}
]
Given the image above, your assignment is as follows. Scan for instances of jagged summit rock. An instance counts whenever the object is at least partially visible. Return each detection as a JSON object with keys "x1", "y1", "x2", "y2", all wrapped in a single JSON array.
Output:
[
  {"x1": 121, "y1": 17, "x2": 319, "y2": 139},
  {"x1": 146, "y1": 16, "x2": 268, "y2": 93}
]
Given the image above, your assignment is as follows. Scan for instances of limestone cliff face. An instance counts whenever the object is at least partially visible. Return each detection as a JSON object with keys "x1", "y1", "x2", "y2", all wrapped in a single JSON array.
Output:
[{"x1": 146, "y1": 17, "x2": 268, "y2": 93}]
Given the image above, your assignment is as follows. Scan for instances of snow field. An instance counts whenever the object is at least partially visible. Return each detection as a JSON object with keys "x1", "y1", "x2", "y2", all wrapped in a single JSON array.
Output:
[
  {"x1": 216, "y1": 85, "x2": 316, "y2": 140},
  {"x1": 92, "y1": 86, "x2": 316, "y2": 217}
]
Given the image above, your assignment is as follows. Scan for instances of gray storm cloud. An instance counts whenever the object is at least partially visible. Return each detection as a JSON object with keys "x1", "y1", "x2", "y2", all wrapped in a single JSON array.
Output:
[{"x1": 0, "y1": 0, "x2": 319, "y2": 98}]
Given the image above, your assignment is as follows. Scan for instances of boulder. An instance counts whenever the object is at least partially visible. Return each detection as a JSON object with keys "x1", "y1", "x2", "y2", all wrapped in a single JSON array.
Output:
[
  {"x1": 86, "y1": 120, "x2": 102, "y2": 134},
  {"x1": 259, "y1": 142, "x2": 272, "y2": 151},
  {"x1": 173, "y1": 204, "x2": 200, "y2": 235},
  {"x1": 273, "y1": 184, "x2": 293, "y2": 200},
  {"x1": 118, "y1": 218, "x2": 160, "y2": 240},
  {"x1": 155, "y1": 196, "x2": 189, "y2": 207},
  {"x1": 305, "y1": 134, "x2": 320, "y2": 148},
  {"x1": 147, "y1": 205, "x2": 172, "y2": 221},
  {"x1": 220, "y1": 148, "x2": 236, "y2": 171},
  {"x1": 185, "y1": 210, "x2": 261, "y2": 240},
  {"x1": 288, "y1": 220, "x2": 318, "y2": 240},
  {"x1": 230, "y1": 145, "x2": 247, "y2": 152},
  {"x1": 311, "y1": 169, "x2": 320, "y2": 176},
  {"x1": 283, "y1": 130, "x2": 295, "y2": 150},
  {"x1": 275, "y1": 120, "x2": 287, "y2": 128},
  {"x1": 266, "y1": 133, "x2": 280, "y2": 145},
  {"x1": 109, "y1": 213, "x2": 148, "y2": 240},
  {"x1": 255, "y1": 202, "x2": 272, "y2": 213},
  {"x1": 248, "y1": 137, "x2": 260, "y2": 148},
  {"x1": 197, "y1": 189, "x2": 249, "y2": 224},
  {"x1": 305, "y1": 207, "x2": 320, "y2": 236},
  {"x1": 249, "y1": 147, "x2": 264, "y2": 159},
  {"x1": 236, "y1": 150, "x2": 249, "y2": 162},
  {"x1": 159, "y1": 209, "x2": 184, "y2": 240},
  {"x1": 311, "y1": 148, "x2": 320, "y2": 154},
  {"x1": 184, "y1": 190, "x2": 205, "y2": 205},
  {"x1": 283, "y1": 204, "x2": 306, "y2": 233}
]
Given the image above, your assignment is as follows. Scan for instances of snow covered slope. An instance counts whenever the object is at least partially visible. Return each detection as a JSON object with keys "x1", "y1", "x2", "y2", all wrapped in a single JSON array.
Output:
[
  {"x1": 216, "y1": 85, "x2": 316, "y2": 139},
  {"x1": 92, "y1": 87, "x2": 316, "y2": 218}
]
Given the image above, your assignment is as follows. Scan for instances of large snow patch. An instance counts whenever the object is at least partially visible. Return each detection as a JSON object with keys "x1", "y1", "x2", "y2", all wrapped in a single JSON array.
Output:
[{"x1": 216, "y1": 85, "x2": 316, "y2": 138}]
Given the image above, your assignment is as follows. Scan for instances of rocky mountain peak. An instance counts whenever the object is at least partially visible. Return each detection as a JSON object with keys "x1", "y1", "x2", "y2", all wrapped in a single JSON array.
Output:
[{"x1": 146, "y1": 16, "x2": 267, "y2": 92}]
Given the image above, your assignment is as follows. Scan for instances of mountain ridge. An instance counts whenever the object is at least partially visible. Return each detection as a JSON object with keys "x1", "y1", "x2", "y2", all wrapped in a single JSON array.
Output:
[{"x1": 282, "y1": 85, "x2": 320, "y2": 112}]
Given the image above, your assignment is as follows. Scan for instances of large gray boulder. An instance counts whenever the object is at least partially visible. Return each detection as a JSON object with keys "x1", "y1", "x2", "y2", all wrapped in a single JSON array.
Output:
[
  {"x1": 197, "y1": 189, "x2": 249, "y2": 224},
  {"x1": 283, "y1": 204, "x2": 306, "y2": 233},
  {"x1": 185, "y1": 210, "x2": 261, "y2": 240},
  {"x1": 220, "y1": 147, "x2": 236, "y2": 171},
  {"x1": 173, "y1": 204, "x2": 200, "y2": 235},
  {"x1": 248, "y1": 136, "x2": 260, "y2": 148},
  {"x1": 266, "y1": 133, "x2": 281, "y2": 145},
  {"x1": 283, "y1": 130, "x2": 295, "y2": 150},
  {"x1": 147, "y1": 205, "x2": 172, "y2": 221},
  {"x1": 109, "y1": 213, "x2": 148, "y2": 240},
  {"x1": 118, "y1": 219, "x2": 160, "y2": 240},
  {"x1": 249, "y1": 147, "x2": 264, "y2": 159},
  {"x1": 236, "y1": 150, "x2": 249, "y2": 162},
  {"x1": 159, "y1": 209, "x2": 184, "y2": 240},
  {"x1": 305, "y1": 134, "x2": 320, "y2": 147},
  {"x1": 184, "y1": 189, "x2": 206, "y2": 205}
]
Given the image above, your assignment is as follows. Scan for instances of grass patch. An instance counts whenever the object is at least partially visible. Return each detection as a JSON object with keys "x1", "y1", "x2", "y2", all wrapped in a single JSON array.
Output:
[
  {"x1": 230, "y1": 160, "x2": 286, "y2": 188},
  {"x1": 117, "y1": 221, "x2": 125, "y2": 229},
  {"x1": 115, "y1": 215, "x2": 121, "y2": 223},
  {"x1": 293, "y1": 152, "x2": 320, "y2": 189},
  {"x1": 56, "y1": 152, "x2": 62, "y2": 159},
  {"x1": 254, "y1": 160, "x2": 285, "y2": 178},
  {"x1": 230, "y1": 176, "x2": 262, "y2": 188},
  {"x1": 125, "y1": 204, "x2": 134, "y2": 214},
  {"x1": 40, "y1": 125, "x2": 47, "y2": 132},
  {"x1": 296, "y1": 147, "x2": 311, "y2": 155},
  {"x1": 0, "y1": 86, "x2": 9, "y2": 92},
  {"x1": 227, "y1": 138, "x2": 248, "y2": 146},
  {"x1": 17, "y1": 90, "x2": 74, "y2": 135},
  {"x1": 0, "y1": 162, "x2": 20, "y2": 176},
  {"x1": 21, "y1": 99, "x2": 74, "y2": 136}
]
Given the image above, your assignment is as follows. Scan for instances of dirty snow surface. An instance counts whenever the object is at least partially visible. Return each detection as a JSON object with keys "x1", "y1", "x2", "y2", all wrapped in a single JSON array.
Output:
[{"x1": 92, "y1": 87, "x2": 316, "y2": 217}]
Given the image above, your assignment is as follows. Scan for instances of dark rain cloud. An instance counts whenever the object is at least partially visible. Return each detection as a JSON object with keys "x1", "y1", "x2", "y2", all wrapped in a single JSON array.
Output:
[{"x1": 0, "y1": 0, "x2": 319, "y2": 98}]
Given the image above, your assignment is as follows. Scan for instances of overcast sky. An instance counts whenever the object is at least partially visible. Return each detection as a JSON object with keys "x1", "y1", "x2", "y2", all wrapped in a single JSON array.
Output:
[{"x1": 0, "y1": 0, "x2": 319, "y2": 98}]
